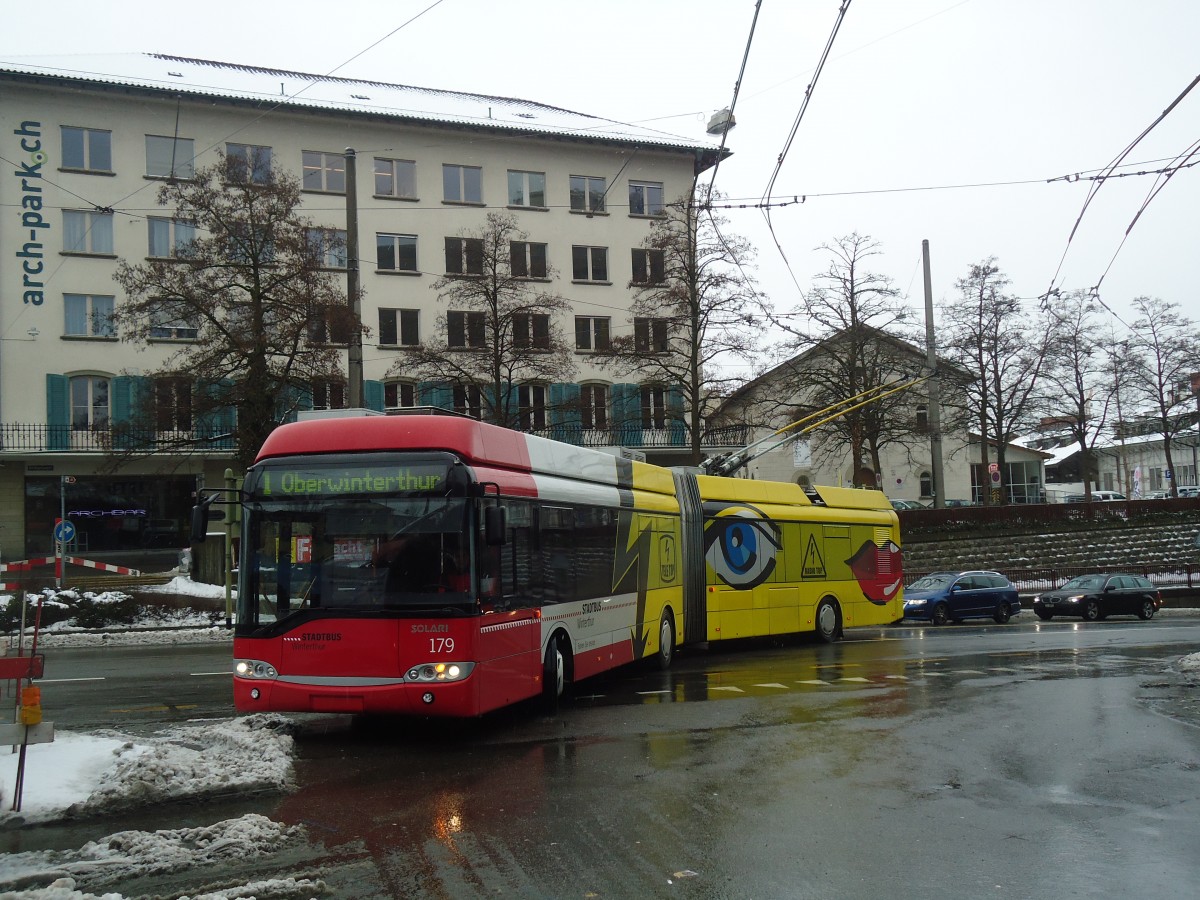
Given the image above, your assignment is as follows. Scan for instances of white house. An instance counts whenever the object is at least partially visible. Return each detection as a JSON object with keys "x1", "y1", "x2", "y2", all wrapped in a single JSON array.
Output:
[{"x1": 0, "y1": 54, "x2": 722, "y2": 560}]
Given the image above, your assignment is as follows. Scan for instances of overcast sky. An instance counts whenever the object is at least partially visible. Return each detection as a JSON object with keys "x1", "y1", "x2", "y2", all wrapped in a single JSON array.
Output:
[{"x1": 4, "y1": 0, "x2": 1196, "y2": 375}]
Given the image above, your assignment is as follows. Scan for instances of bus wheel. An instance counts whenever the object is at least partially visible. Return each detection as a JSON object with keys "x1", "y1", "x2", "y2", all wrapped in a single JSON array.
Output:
[
  {"x1": 542, "y1": 634, "x2": 568, "y2": 709},
  {"x1": 815, "y1": 597, "x2": 841, "y2": 643},
  {"x1": 657, "y1": 612, "x2": 676, "y2": 670}
]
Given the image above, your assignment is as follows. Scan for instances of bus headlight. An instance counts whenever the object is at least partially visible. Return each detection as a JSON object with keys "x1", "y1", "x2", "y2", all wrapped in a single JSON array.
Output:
[
  {"x1": 234, "y1": 659, "x2": 278, "y2": 679},
  {"x1": 405, "y1": 662, "x2": 475, "y2": 684}
]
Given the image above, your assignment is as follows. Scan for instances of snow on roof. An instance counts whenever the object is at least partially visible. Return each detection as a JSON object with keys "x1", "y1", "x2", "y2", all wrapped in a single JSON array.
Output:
[{"x1": 0, "y1": 52, "x2": 720, "y2": 154}]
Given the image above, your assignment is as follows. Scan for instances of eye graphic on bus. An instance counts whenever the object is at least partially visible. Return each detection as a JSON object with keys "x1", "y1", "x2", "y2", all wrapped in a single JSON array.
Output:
[
  {"x1": 846, "y1": 539, "x2": 903, "y2": 604},
  {"x1": 704, "y1": 505, "x2": 781, "y2": 589}
]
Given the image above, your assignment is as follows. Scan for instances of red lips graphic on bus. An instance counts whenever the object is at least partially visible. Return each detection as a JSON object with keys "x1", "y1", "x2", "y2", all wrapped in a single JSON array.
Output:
[{"x1": 846, "y1": 539, "x2": 903, "y2": 604}]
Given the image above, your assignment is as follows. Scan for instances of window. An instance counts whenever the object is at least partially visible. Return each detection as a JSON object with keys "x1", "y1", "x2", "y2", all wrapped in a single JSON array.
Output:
[
  {"x1": 149, "y1": 302, "x2": 200, "y2": 340},
  {"x1": 628, "y1": 180, "x2": 664, "y2": 216},
  {"x1": 308, "y1": 304, "x2": 350, "y2": 344},
  {"x1": 443, "y1": 164, "x2": 483, "y2": 203},
  {"x1": 915, "y1": 404, "x2": 929, "y2": 430},
  {"x1": 445, "y1": 237, "x2": 484, "y2": 275},
  {"x1": 518, "y1": 384, "x2": 548, "y2": 430},
  {"x1": 634, "y1": 317, "x2": 669, "y2": 353},
  {"x1": 226, "y1": 143, "x2": 272, "y2": 184},
  {"x1": 448, "y1": 311, "x2": 486, "y2": 349},
  {"x1": 509, "y1": 241, "x2": 548, "y2": 279},
  {"x1": 156, "y1": 377, "x2": 192, "y2": 431},
  {"x1": 374, "y1": 158, "x2": 416, "y2": 199},
  {"x1": 513, "y1": 313, "x2": 550, "y2": 350},
  {"x1": 453, "y1": 383, "x2": 483, "y2": 418},
  {"x1": 581, "y1": 383, "x2": 609, "y2": 429},
  {"x1": 61, "y1": 126, "x2": 112, "y2": 173},
  {"x1": 70, "y1": 375, "x2": 110, "y2": 430},
  {"x1": 631, "y1": 249, "x2": 666, "y2": 285},
  {"x1": 508, "y1": 170, "x2": 546, "y2": 208},
  {"x1": 63, "y1": 294, "x2": 115, "y2": 338},
  {"x1": 379, "y1": 309, "x2": 419, "y2": 346},
  {"x1": 306, "y1": 228, "x2": 348, "y2": 269},
  {"x1": 145, "y1": 135, "x2": 195, "y2": 179},
  {"x1": 227, "y1": 224, "x2": 274, "y2": 264},
  {"x1": 572, "y1": 245, "x2": 608, "y2": 282},
  {"x1": 376, "y1": 233, "x2": 418, "y2": 272},
  {"x1": 63, "y1": 210, "x2": 113, "y2": 255},
  {"x1": 385, "y1": 381, "x2": 418, "y2": 410},
  {"x1": 919, "y1": 471, "x2": 933, "y2": 498},
  {"x1": 569, "y1": 175, "x2": 606, "y2": 213},
  {"x1": 575, "y1": 316, "x2": 610, "y2": 351},
  {"x1": 302, "y1": 151, "x2": 346, "y2": 193},
  {"x1": 641, "y1": 385, "x2": 667, "y2": 429},
  {"x1": 148, "y1": 217, "x2": 196, "y2": 258},
  {"x1": 312, "y1": 379, "x2": 346, "y2": 411}
]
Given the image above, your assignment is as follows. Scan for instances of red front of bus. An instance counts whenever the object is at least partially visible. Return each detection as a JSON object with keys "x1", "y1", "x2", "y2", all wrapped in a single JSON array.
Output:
[{"x1": 232, "y1": 449, "x2": 544, "y2": 717}]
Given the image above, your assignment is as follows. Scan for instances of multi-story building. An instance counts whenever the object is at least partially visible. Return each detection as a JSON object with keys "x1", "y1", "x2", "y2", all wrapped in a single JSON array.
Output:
[{"x1": 0, "y1": 53, "x2": 723, "y2": 561}]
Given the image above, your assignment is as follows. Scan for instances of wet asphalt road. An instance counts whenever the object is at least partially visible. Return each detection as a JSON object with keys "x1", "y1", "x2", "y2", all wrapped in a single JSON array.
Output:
[{"x1": 9, "y1": 615, "x2": 1200, "y2": 898}]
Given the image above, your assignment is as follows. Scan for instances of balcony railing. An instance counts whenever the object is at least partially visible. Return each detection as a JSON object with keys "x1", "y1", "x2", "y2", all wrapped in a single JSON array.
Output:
[
  {"x1": 0, "y1": 424, "x2": 235, "y2": 453},
  {"x1": 527, "y1": 423, "x2": 751, "y2": 450},
  {"x1": 2, "y1": 421, "x2": 752, "y2": 455}
]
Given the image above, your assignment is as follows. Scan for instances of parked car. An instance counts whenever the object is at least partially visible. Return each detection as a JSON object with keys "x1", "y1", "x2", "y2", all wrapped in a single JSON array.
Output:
[
  {"x1": 890, "y1": 499, "x2": 927, "y2": 511},
  {"x1": 1064, "y1": 491, "x2": 1127, "y2": 502},
  {"x1": 1033, "y1": 573, "x2": 1161, "y2": 621},
  {"x1": 941, "y1": 499, "x2": 977, "y2": 508},
  {"x1": 1177, "y1": 485, "x2": 1199, "y2": 498},
  {"x1": 903, "y1": 571, "x2": 1021, "y2": 626}
]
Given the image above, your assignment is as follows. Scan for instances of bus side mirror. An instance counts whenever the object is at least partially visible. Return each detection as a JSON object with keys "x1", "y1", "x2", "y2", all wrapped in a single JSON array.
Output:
[
  {"x1": 485, "y1": 506, "x2": 506, "y2": 546},
  {"x1": 191, "y1": 499, "x2": 211, "y2": 543}
]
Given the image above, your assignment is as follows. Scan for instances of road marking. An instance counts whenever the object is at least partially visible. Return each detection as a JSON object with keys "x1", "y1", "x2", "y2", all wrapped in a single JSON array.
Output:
[
  {"x1": 754, "y1": 683, "x2": 789, "y2": 689},
  {"x1": 797, "y1": 679, "x2": 830, "y2": 685},
  {"x1": 838, "y1": 676, "x2": 871, "y2": 682},
  {"x1": 710, "y1": 686, "x2": 745, "y2": 692},
  {"x1": 885, "y1": 674, "x2": 909, "y2": 680},
  {"x1": 637, "y1": 690, "x2": 672, "y2": 695},
  {"x1": 37, "y1": 677, "x2": 105, "y2": 684},
  {"x1": 189, "y1": 671, "x2": 230, "y2": 677},
  {"x1": 109, "y1": 704, "x2": 199, "y2": 714}
]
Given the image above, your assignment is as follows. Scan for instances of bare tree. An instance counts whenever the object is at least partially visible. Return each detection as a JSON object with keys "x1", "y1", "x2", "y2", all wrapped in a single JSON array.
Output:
[
  {"x1": 593, "y1": 197, "x2": 761, "y2": 465},
  {"x1": 393, "y1": 212, "x2": 574, "y2": 428},
  {"x1": 1038, "y1": 291, "x2": 1113, "y2": 500},
  {"x1": 940, "y1": 259, "x2": 1049, "y2": 504},
  {"x1": 1125, "y1": 296, "x2": 1200, "y2": 496},
  {"x1": 113, "y1": 154, "x2": 351, "y2": 469},
  {"x1": 773, "y1": 233, "x2": 922, "y2": 487}
]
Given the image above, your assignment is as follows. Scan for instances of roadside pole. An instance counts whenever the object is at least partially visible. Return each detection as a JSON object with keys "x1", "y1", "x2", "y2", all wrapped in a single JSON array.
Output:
[
  {"x1": 224, "y1": 468, "x2": 236, "y2": 628},
  {"x1": 922, "y1": 240, "x2": 945, "y2": 508}
]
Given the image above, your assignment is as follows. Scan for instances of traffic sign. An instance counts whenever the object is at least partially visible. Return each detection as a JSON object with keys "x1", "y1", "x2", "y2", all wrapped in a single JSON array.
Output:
[{"x1": 53, "y1": 519, "x2": 76, "y2": 544}]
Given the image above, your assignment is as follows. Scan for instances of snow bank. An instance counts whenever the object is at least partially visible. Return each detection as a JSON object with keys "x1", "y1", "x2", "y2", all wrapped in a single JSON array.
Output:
[
  {"x1": 0, "y1": 715, "x2": 295, "y2": 825},
  {"x1": 0, "y1": 816, "x2": 318, "y2": 899}
]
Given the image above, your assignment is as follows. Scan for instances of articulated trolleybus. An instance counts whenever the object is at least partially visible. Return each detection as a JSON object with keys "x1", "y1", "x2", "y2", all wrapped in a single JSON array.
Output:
[{"x1": 226, "y1": 413, "x2": 903, "y2": 717}]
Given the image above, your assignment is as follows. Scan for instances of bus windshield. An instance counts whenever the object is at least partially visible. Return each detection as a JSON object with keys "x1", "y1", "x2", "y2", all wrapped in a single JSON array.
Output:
[{"x1": 237, "y1": 455, "x2": 476, "y2": 629}]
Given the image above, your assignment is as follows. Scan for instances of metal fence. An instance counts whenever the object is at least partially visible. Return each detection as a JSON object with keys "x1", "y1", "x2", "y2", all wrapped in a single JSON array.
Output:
[{"x1": 0, "y1": 423, "x2": 235, "y2": 453}]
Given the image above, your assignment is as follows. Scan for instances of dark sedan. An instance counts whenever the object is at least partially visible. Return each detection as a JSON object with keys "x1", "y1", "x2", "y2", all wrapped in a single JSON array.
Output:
[
  {"x1": 1033, "y1": 573, "x2": 1161, "y2": 621},
  {"x1": 904, "y1": 570, "x2": 1021, "y2": 626}
]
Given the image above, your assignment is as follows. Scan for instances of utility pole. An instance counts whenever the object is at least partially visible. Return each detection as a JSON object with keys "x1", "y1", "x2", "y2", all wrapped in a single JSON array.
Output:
[
  {"x1": 345, "y1": 147, "x2": 364, "y2": 408},
  {"x1": 922, "y1": 240, "x2": 945, "y2": 508}
]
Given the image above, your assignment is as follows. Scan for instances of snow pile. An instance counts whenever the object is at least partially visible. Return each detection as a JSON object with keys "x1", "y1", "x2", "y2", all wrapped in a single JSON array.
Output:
[
  {"x1": 1179, "y1": 652, "x2": 1200, "y2": 673},
  {"x1": 70, "y1": 714, "x2": 296, "y2": 818},
  {"x1": 0, "y1": 715, "x2": 295, "y2": 825},
  {"x1": 0, "y1": 816, "x2": 319, "y2": 899}
]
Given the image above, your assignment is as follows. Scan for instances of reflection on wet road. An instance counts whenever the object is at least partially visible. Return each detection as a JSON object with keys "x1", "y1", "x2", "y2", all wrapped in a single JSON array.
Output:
[{"x1": 268, "y1": 619, "x2": 1200, "y2": 898}]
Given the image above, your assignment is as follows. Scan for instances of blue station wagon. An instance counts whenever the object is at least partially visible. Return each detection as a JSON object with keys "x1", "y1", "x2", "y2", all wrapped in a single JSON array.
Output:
[{"x1": 904, "y1": 570, "x2": 1021, "y2": 626}]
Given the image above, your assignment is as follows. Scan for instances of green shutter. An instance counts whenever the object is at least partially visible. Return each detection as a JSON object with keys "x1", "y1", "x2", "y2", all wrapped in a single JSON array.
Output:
[
  {"x1": 46, "y1": 374, "x2": 70, "y2": 451},
  {"x1": 364, "y1": 379, "x2": 385, "y2": 412},
  {"x1": 667, "y1": 384, "x2": 686, "y2": 446}
]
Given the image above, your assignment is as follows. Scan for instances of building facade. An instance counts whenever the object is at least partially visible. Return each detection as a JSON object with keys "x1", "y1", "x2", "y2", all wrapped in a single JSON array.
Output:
[{"x1": 0, "y1": 54, "x2": 722, "y2": 561}]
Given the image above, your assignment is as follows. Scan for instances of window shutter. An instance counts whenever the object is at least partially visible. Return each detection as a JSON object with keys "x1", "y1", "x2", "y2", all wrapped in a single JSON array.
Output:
[
  {"x1": 364, "y1": 380, "x2": 385, "y2": 412},
  {"x1": 46, "y1": 374, "x2": 70, "y2": 451}
]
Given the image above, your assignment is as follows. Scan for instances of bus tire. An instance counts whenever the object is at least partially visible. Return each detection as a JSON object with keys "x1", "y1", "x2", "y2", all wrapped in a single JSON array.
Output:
[
  {"x1": 815, "y1": 597, "x2": 841, "y2": 643},
  {"x1": 657, "y1": 611, "x2": 676, "y2": 670},
  {"x1": 542, "y1": 634, "x2": 569, "y2": 710}
]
